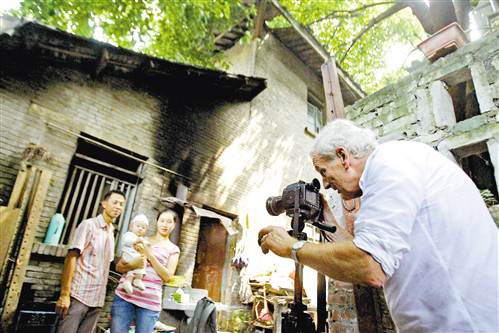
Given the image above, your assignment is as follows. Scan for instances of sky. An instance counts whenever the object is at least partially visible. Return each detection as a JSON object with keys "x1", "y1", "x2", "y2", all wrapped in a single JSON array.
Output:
[{"x1": 0, "y1": 0, "x2": 21, "y2": 14}]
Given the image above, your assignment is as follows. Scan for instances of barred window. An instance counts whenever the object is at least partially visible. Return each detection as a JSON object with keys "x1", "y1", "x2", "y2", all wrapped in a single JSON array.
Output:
[{"x1": 57, "y1": 133, "x2": 145, "y2": 249}]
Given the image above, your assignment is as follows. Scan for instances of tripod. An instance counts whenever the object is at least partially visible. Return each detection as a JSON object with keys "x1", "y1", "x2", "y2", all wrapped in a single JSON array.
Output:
[{"x1": 282, "y1": 193, "x2": 336, "y2": 333}]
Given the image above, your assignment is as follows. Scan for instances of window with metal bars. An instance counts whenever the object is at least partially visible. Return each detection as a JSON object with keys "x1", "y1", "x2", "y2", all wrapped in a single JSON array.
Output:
[{"x1": 57, "y1": 133, "x2": 146, "y2": 248}]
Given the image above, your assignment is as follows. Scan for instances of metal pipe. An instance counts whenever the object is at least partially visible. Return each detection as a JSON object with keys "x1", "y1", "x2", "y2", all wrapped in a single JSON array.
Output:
[
  {"x1": 74, "y1": 153, "x2": 139, "y2": 177},
  {"x1": 46, "y1": 122, "x2": 190, "y2": 180}
]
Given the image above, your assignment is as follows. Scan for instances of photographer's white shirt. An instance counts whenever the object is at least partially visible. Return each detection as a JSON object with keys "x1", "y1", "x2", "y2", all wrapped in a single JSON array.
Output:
[{"x1": 352, "y1": 140, "x2": 498, "y2": 333}]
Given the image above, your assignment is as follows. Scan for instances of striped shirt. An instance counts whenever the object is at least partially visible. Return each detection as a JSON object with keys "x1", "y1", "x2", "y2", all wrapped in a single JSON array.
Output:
[
  {"x1": 68, "y1": 214, "x2": 115, "y2": 307},
  {"x1": 115, "y1": 241, "x2": 180, "y2": 312}
]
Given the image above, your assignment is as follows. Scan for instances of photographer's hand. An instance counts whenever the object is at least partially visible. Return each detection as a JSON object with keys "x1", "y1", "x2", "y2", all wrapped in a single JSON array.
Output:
[{"x1": 258, "y1": 226, "x2": 297, "y2": 258}]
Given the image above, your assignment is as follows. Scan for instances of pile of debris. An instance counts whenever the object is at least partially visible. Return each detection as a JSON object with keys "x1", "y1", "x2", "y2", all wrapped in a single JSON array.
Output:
[{"x1": 245, "y1": 270, "x2": 310, "y2": 331}]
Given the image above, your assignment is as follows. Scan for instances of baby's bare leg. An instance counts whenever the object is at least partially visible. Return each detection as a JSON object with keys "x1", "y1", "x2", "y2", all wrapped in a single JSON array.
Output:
[
  {"x1": 123, "y1": 272, "x2": 135, "y2": 295},
  {"x1": 132, "y1": 273, "x2": 146, "y2": 290}
]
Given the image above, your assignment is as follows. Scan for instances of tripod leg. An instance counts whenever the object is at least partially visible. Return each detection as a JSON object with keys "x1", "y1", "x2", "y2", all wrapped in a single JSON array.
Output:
[{"x1": 317, "y1": 272, "x2": 327, "y2": 333}]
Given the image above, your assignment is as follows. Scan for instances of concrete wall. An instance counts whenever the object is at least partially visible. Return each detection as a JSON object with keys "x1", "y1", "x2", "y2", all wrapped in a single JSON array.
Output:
[
  {"x1": 327, "y1": 29, "x2": 499, "y2": 333},
  {"x1": 221, "y1": 33, "x2": 328, "y2": 304},
  {"x1": 345, "y1": 29, "x2": 499, "y2": 208}
]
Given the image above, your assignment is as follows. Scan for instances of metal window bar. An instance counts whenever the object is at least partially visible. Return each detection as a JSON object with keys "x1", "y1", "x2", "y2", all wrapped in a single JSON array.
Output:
[{"x1": 59, "y1": 165, "x2": 137, "y2": 245}]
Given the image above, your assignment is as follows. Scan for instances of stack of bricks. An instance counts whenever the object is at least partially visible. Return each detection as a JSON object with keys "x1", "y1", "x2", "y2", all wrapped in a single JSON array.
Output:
[
  {"x1": 327, "y1": 279, "x2": 358, "y2": 333},
  {"x1": 24, "y1": 259, "x2": 64, "y2": 304}
]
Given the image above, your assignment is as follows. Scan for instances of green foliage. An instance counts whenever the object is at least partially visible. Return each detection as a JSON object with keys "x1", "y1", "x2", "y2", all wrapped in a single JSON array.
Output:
[
  {"x1": 15, "y1": 0, "x2": 425, "y2": 93},
  {"x1": 269, "y1": 0, "x2": 425, "y2": 93},
  {"x1": 15, "y1": 0, "x2": 251, "y2": 68}
]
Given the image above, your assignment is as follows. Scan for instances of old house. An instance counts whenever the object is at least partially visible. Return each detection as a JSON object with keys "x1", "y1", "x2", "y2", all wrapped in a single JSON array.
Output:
[
  {"x1": 4, "y1": 4, "x2": 494, "y2": 332},
  {"x1": 216, "y1": 2, "x2": 499, "y2": 331},
  {"x1": 0, "y1": 17, "x2": 268, "y2": 332},
  {"x1": 0, "y1": 10, "x2": 363, "y2": 332},
  {"x1": 213, "y1": 3, "x2": 369, "y2": 331}
]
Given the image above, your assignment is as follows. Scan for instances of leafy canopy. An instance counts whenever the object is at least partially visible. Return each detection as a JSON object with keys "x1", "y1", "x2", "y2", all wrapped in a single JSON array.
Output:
[
  {"x1": 15, "y1": 0, "x2": 251, "y2": 68},
  {"x1": 15, "y1": 0, "x2": 425, "y2": 93},
  {"x1": 269, "y1": 0, "x2": 426, "y2": 93}
]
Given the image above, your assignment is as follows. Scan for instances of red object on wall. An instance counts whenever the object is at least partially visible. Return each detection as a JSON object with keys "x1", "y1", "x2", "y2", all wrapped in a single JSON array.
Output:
[{"x1": 417, "y1": 22, "x2": 469, "y2": 62}]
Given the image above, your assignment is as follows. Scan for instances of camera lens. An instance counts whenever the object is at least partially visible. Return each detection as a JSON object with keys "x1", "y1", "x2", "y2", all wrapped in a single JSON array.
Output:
[{"x1": 266, "y1": 196, "x2": 284, "y2": 216}]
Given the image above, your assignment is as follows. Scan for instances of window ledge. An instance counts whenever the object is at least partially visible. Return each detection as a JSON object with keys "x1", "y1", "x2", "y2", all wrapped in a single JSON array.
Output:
[
  {"x1": 31, "y1": 242, "x2": 68, "y2": 257},
  {"x1": 304, "y1": 127, "x2": 318, "y2": 138}
]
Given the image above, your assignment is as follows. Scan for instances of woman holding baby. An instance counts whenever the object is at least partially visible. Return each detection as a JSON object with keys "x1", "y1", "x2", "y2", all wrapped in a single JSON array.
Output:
[{"x1": 110, "y1": 209, "x2": 180, "y2": 333}]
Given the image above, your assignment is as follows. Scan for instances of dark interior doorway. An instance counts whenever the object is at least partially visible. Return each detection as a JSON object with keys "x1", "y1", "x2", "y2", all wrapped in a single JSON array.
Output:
[
  {"x1": 191, "y1": 217, "x2": 228, "y2": 302},
  {"x1": 453, "y1": 141, "x2": 498, "y2": 204}
]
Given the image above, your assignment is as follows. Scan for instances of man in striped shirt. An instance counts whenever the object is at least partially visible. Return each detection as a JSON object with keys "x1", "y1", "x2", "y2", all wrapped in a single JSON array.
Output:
[{"x1": 55, "y1": 190, "x2": 126, "y2": 333}]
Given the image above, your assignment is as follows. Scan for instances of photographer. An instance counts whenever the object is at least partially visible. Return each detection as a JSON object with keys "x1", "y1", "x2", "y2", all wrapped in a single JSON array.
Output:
[{"x1": 259, "y1": 119, "x2": 498, "y2": 332}]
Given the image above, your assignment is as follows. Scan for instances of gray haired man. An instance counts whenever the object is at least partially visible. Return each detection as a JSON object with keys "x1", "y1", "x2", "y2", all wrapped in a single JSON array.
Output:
[{"x1": 259, "y1": 119, "x2": 498, "y2": 332}]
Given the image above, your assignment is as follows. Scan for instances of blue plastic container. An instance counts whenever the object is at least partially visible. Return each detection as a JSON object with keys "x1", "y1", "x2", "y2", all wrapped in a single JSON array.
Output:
[{"x1": 43, "y1": 213, "x2": 65, "y2": 245}]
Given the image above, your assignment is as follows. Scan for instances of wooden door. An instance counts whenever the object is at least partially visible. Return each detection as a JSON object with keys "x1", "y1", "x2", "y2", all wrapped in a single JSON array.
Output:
[{"x1": 191, "y1": 217, "x2": 228, "y2": 302}]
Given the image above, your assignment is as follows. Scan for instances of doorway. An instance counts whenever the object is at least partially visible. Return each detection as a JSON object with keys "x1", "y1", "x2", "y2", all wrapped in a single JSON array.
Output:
[{"x1": 191, "y1": 217, "x2": 228, "y2": 302}]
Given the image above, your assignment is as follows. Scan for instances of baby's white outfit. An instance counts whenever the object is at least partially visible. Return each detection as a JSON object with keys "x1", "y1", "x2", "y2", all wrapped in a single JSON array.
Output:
[{"x1": 121, "y1": 231, "x2": 147, "y2": 277}]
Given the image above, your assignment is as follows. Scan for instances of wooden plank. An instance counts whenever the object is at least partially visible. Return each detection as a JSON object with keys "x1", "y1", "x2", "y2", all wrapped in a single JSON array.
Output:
[
  {"x1": 94, "y1": 48, "x2": 109, "y2": 78},
  {"x1": 92, "y1": 175, "x2": 106, "y2": 217},
  {"x1": 7, "y1": 162, "x2": 29, "y2": 208},
  {"x1": 82, "y1": 173, "x2": 98, "y2": 221},
  {"x1": 74, "y1": 153, "x2": 140, "y2": 177},
  {"x1": 1, "y1": 168, "x2": 52, "y2": 329},
  {"x1": 0, "y1": 165, "x2": 35, "y2": 285},
  {"x1": 321, "y1": 58, "x2": 345, "y2": 120},
  {"x1": 0, "y1": 207, "x2": 20, "y2": 276},
  {"x1": 64, "y1": 168, "x2": 84, "y2": 242}
]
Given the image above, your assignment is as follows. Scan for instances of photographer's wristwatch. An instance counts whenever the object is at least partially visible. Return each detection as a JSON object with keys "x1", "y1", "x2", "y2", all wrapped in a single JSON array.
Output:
[{"x1": 290, "y1": 240, "x2": 307, "y2": 263}]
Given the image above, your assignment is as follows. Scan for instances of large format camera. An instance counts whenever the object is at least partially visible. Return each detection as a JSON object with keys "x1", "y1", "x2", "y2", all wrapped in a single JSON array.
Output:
[
  {"x1": 266, "y1": 179, "x2": 322, "y2": 223},
  {"x1": 264, "y1": 179, "x2": 336, "y2": 333}
]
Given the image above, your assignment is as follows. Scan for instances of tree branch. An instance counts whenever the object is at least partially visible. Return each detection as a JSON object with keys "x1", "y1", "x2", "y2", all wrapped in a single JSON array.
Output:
[
  {"x1": 306, "y1": 1, "x2": 395, "y2": 26},
  {"x1": 339, "y1": 2, "x2": 407, "y2": 64}
]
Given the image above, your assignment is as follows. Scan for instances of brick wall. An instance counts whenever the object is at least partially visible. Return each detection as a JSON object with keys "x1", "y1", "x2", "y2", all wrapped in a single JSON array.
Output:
[
  {"x1": 0, "y1": 67, "x2": 170, "y2": 242},
  {"x1": 176, "y1": 208, "x2": 201, "y2": 284},
  {"x1": 219, "y1": 33, "x2": 327, "y2": 276},
  {"x1": 0, "y1": 66, "x2": 212, "y2": 326},
  {"x1": 23, "y1": 256, "x2": 65, "y2": 304},
  {"x1": 1, "y1": 36, "x2": 330, "y2": 330},
  {"x1": 327, "y1": 280, "x2": 357, "y2": 333}
]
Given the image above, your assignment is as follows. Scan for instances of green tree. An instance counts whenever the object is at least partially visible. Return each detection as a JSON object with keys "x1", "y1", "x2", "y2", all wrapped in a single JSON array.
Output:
[
  {"x1": 270, "y1": 0, "x2": 478, "y2": 93},
  {"x1": 15, "y1": 0, "x2": 252, "y2": 68},
  {"x1": 14, "y1": 0, "x2": 476, "y2": 94},
  {"x1": 268, "y1": 0, "x2": 426, "y2": 93}
]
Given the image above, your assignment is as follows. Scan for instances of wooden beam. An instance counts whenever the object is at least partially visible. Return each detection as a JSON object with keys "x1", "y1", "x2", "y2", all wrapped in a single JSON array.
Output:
[
  {"x1": 0, "y1": 164, "x2": 34, "y2": 283},
  {"x1": 321, "y1": 58, "x2": 345, "y2": 120},
  {"x1": 1, "y1": 168, "x2": 52, "y2": 331},
  {"x1": 94, "y1": 48, "x2": 110, "y2": 78},
  {"x1": 253, "y1": 0, "x2": 268, "y2": 39},
  {"x1": 7, "y1": 163, "x2": 29, "y2": 208}
]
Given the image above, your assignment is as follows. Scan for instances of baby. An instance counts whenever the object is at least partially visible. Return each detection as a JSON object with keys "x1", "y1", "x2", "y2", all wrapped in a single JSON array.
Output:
[{"x1": 121, "y1": 214, "x2": 149, "y2": 295}]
